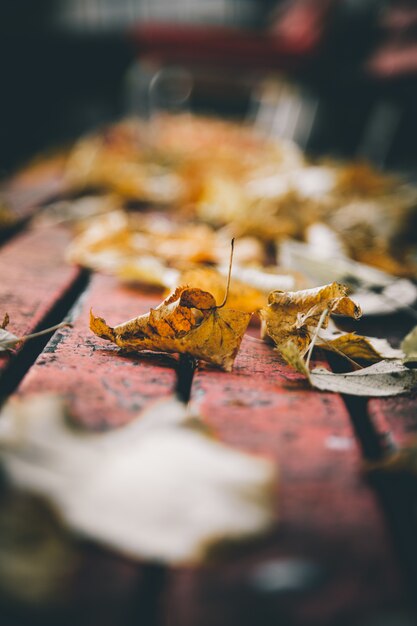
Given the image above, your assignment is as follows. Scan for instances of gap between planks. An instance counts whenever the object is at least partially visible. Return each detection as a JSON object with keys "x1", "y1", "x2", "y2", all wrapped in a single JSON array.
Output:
[
  {"x1": 0, "y1": 225, "x2": 89, "y2": 403},
  {"x1": 16, "y1": 271, "x2": 411, "y2": 626},
  {"x1": 0, "y1": 224, "x2": 415, "y2": 624}
]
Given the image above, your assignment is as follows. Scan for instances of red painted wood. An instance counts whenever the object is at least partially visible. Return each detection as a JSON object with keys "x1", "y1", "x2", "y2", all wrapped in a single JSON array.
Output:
[
  {"x1": 368, "y1": 395, "x2": 417, "y2": 450},
  {"x1": 164, "y1": 339, "x2": 408, "y2": 626},
  {"x1": 0, "y1": 225, "x2": 81, "y2": 378},
  {"x1": 2, "y1": 224, "x2": 412, "y2": 623},
  {"x1": 19, "y1": 273, "x2": 177, "y2": 429},
  {"x1": 1, "y1": 155, "x2": 68, "y2": 222}
]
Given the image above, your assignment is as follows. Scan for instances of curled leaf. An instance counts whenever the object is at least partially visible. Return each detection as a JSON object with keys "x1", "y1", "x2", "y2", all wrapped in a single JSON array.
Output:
[
  {"x1": 317, "y1": 325, "x2": 404, "y2": 363},
  {"x1": 90, "y1": 286, "x2": 251, "y2": 371},
  {"x1": 310, "y1": 360, "x2": 417, "y2": 397},
  {"x1": 260, "y1": 282, "x2": 361, "y2": 368}
]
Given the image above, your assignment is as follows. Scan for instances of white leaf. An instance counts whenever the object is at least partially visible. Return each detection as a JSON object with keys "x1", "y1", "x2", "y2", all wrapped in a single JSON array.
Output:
[
  {"x1": 0, "y1": 395, "x2": 276, "y2": 565},
  {"x1": 0, "y1": 328, "x2": 20, "y2": 352},
  {"x1": 310, "y1": 360, "x2": 417, "y2": 397}
]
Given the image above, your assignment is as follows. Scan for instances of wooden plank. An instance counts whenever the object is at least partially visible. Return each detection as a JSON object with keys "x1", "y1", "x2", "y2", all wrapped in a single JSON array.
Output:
[
  {"x1": 164, "y1": 339, "x2": 410, "y2": 626},
  {"x1": 18, "y1": 273, "x2": 178, "y2": 429},
  {"x1": 7, "y1": 271, "x2": 179, "y2": 620},
  {"x1": 0, "y1": 225, "x2": 81, "y2": 382},
  {"x1": 1, "y1": 153, "x2": 68, "y2": 224},
  {"x1": 369, "y1": 395, "x2": 417, "y2": 447}
]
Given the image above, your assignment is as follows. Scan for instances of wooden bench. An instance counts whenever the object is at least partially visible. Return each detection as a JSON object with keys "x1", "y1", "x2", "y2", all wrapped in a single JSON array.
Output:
[{"x1": 0, "y1": 176, "x2": 416, "y2": 626}]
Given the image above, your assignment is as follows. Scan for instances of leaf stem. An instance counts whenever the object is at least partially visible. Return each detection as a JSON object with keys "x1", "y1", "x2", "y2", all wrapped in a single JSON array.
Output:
[
  {"x1": 305, "y1": 308, "x2": 328, "y2": 371},
  {"x1": 218, "y1": 238, "x2": 235, "y2": 309},
  {"x1": 15, "y1": 321, "x2": 72, "y2": 344}
]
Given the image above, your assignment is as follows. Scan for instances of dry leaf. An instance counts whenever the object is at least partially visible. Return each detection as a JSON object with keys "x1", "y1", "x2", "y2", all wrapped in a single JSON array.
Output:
[
  {"x1": 310, "y1": 360, "x2": 417, "y2": 397},
  {"x1": 0, "y1": 317, "x2": 70, "y2": 354},
  {"x1": 260, "y1": 282, "x2": 361, "y2": 367},
  {"x1": 401, "y1": 325, "x2": 417, "y2": 366},
  {"x1": 0, "y1": 395, "x2": 276, "y2": 565},
  {"x1": 317, "y1": 325, "x2": 404, "y2": 363},
  {"x1": 90, "y1": 286, "x2": 251, "y2": 371},
  {"x1": 67, "y1": 210, "x2": 263, "y2": 285}
]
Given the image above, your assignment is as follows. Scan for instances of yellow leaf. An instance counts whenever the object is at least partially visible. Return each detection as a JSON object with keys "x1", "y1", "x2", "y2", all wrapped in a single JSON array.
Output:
[
  {"x1": 318, "y1": 330, "x2": 404, "y2": 363},
  {"x1": 90, "y1": 286, "x2": 251, "y2": 371},
  {"x1": 260, "y1": 282, "x2": 361, "y2": 369}
]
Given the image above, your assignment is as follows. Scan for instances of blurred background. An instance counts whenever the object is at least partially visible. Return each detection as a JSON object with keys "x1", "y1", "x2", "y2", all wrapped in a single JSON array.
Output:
[{"x1": 2, "y1": 0, "x2": 417, "y2": 175}]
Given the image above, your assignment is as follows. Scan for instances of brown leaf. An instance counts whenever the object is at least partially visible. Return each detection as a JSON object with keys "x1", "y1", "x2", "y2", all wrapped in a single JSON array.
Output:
[
  {"x1": 318, "y1": 330, "x2": 404, "y2": 363},
  {"x1": 260, "y1": 282, "x2": 361, "y2": 364},
  {"x1": 90, "y1": 286, "x2": 251, "y2": 371},
  {"x1": 1, "y1": 312, "x2": 10, "y2": 330}
]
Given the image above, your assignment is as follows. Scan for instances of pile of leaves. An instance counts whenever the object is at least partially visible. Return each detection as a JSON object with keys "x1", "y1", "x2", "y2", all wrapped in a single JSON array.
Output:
[
  {"x1": 61, "y1": 114, "x2": 417, "y2": 278},
  {"x1": 2, "y1": 113, "x2": 417, "y2": 609},
  {"x1": 51, "y1": 115, "x2": 417, "y2": 395}
]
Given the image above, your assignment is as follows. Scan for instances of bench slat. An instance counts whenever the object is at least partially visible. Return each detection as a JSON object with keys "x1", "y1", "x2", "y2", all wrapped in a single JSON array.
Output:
[
  {"x1": 164, "y1": 340, "x2": 408, "y2": 626},
  {"x1": 0, "y1": 225, "x2": 81, "y2": 381},
  {"x1": 18, "y1": 273, "x2": 177, "y2": 428}
]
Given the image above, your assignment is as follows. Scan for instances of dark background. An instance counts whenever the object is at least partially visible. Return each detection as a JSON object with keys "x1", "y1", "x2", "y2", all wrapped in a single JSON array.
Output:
[{"x1": 2, "y1": 0, "x2": 417, "y2": 176}]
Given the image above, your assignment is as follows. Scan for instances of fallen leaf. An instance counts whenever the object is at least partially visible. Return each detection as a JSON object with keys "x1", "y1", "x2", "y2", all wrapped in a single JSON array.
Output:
[
  {"x1": 0, "y1": 317, "x2": 71, "y2": 354},
  {"x1": 317, "y1": 325, "x2": 404, "y2": 363},
  {"x1": 0, "y1": 395, "x2": 276, "y2": 565},
  {"x1": 310, "y1": 360, "x2": 417, "y2": 397},
  {"x1": 0, "y1": 312, "x2": 20, "y2": 352},
  {"x1": 0, "y1": 327, "x2": 20, "y2": 352},
  {"x1": 90, "y1": 285, "x2": 251, "y2": 371},
  {"x1": 260, "y1": 282, "x2": 361, "y2": 369},
  {"x1": 278, "y1": 339, "x2": 311, "y2": 378},
  {"x1": 401, "y1": 325, "x2": 417, "y2": 366},
  {"x1": 67, "y1": 210, "x2": 264, "y2": 287}
]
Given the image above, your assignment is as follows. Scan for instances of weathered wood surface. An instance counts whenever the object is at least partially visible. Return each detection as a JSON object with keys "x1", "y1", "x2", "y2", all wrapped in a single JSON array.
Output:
[
  {"x1": 1, "y1": 154, "x2": 67, "y2": 223},
  {"x1": 1, "y1": 219, "x2": 416, "y2": 624},
  {"x1": 163, "y1": 340, "x2": 409, "y2": 626},
  {"x1": 369, "y1": 394, "x2": 417, "y2": 447},
  {"x1": 18, "y1": 273, "x2": 177, "y2": 429},
  {"x1": 0, "y1": 225, "x2": 81, "y2": 383}
]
